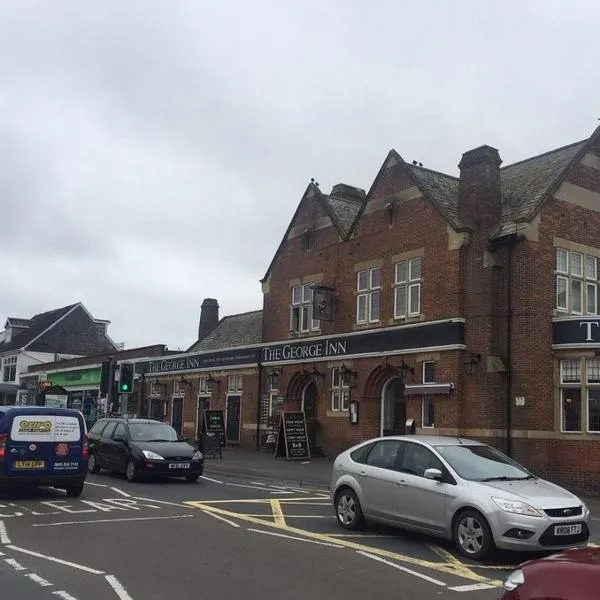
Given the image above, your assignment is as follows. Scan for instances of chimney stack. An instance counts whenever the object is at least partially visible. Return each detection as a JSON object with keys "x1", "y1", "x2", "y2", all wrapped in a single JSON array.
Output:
[
  {"x1": 458, "y1": 145, "x2": 502, "y2": 231},
  {"x1": 198, "y1": 298, "x2": 219, "y2": 341}
]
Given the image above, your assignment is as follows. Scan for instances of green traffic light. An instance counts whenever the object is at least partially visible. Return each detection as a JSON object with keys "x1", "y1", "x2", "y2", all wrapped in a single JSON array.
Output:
[{"x1": 121, "y1": 384, "x2": 128, "y2": 391}]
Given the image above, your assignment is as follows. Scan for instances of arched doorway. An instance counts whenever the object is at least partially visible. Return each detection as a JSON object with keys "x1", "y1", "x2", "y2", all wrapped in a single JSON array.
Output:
[
  {"x1": 302, "y1": 381, "x2": 317, "y2": 449},
  {"x1": 381, "y1": 377, "x2": 406, "y2": 436}
]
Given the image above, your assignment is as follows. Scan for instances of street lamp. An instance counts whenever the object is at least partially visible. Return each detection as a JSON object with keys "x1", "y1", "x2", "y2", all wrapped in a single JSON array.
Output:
[
  {"x1": 205, "y1": 374, "x2": 220, "y2": 392},
  {"x1": 464, "y1": 353, "x2": 482, "y2": 376}
]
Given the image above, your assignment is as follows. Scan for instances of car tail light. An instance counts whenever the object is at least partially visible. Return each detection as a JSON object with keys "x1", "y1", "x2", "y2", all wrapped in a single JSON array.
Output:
[
  {"x1": 0, "y1": 433, "x2": 7, "y2": 458},
  {"x1": 82, "y1": 434, "x2": 89, "y2": 459}
]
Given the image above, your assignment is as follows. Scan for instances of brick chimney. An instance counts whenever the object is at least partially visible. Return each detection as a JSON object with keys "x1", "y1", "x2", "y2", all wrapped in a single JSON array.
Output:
[
  {"x1": 198, "y1": 298, "x2": 219, "y2": 340},
  {"x1": 458, "y1": 145, "x2": 502, "y2": 232}
]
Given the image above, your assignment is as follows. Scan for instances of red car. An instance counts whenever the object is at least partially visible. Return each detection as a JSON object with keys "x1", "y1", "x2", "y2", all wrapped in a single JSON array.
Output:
[{"x1": 502, "y1": 546, "x2": 600, "y2": 599}]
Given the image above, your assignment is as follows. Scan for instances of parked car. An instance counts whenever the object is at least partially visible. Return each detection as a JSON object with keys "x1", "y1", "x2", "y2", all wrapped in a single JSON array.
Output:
[
  {"x1": 87, "y1": 417, "x2": 204, "y2": 482},
  {"x1": 502, "y1": 546, "x2": 600, "y2": 599},
  {"x1": 0, "y1": 405, "x2": 88, "y2": 497},
  {"x1": 330, "y1": 435, "x2": 590, "y2": 560}
]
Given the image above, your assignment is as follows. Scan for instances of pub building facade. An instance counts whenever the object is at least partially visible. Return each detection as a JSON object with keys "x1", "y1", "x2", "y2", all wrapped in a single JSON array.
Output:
[{"x1": 259, "y1": 123, "x2": 600, "y2": 493}]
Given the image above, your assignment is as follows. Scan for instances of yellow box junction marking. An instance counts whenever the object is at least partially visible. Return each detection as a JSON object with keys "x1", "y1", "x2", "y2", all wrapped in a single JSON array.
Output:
[
  {"x1": 270, "y1": 500, "x2": 286, "y2": 527},
  {"x1": 185, "y1": 499, "x2": 502, "y2": 586}
]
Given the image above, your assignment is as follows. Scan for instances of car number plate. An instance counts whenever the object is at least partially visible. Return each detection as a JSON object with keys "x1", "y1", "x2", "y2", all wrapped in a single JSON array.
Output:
[
  {"x1": 169, "y1": 463, "x2": 190, "y2": 469},
  {"x1": 554, "y1": 524, "x2": 582, "y2": 536},
  {"x1": 14, "y1": 460, "x2": 45, "y2": 469}
]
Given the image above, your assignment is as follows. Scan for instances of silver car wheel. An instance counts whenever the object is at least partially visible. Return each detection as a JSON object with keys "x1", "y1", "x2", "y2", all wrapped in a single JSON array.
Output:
[
  {"x1": 457, "y1": 515, "x2": 485, "y2": 554},
  {"x1": 337, "y1": 493, "x2": 356, "y2": 525}
]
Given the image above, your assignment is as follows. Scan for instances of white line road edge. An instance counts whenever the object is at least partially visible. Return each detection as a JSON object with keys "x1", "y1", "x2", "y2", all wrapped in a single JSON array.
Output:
[
  {"x1": 106, "y1": 574, "x2": 135, "y2": 600},
  {"x1": 200, "y1": 475, "x2": 223, "y2": 484},
  {"x1": 0, "y1": 520, "x2": 11, "y2": 544},
  {"x1": 32, "y1": 515, "x2": 194, "y2": 528},
  {"x1": 201, "y1": 510, "x2": 240, "y2": 528},
  {"x1": 356, "y1": 551, "x2": 447, "y2": 587},
  {"x1": 448, "y1": 583, "x2": 498, "y2": 592},
  {"x1": 109, "y1": 487, "x2": 132, "y2": 498},
  {"x1": 6, "y1": 545, "x2": 105, "y2": 574},
  {"x1": 248, "y1": 528, "x2": 344, "y2": 548},
  {"x1": 53, "y1": 591, "x2": 79, "y2": 600},
  {"x1": 25, "y1": 572, "x2": 53, "y2": 586}
]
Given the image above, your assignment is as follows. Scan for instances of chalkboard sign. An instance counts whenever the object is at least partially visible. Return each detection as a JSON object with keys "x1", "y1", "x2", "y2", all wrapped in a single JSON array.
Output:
[
  {"x1": 201, "y1": 431, "x2": 223, "y2": 459},
  {"x1": 204, "y1": 409, "x2": 226, "y2": 447},
  {"x1": 274, "y1": 411, "x2": 310, "y2": 461}
]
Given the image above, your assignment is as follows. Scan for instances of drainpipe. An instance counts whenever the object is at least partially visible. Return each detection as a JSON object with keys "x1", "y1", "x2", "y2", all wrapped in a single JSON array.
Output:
[{"x1": 256, "y1": 362, "x2": 263, "y2": 451}]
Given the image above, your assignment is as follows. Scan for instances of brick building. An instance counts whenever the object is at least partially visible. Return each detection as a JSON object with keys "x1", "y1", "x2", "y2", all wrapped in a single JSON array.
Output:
[
  {"x1": 136, "y1": 299, "x2": 263, "y2": 447},
  {"x1": 260, "y1": 124, "x2": 600, "y2": 493}
]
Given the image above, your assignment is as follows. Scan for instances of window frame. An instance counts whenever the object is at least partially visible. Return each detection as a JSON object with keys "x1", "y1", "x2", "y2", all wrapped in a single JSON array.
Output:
[
  {"x1": 228, "y1": 374, "x2": 243, "y2": 393},
  {"x1": 422, "y1": 395, "x2": 435, "y2": 428},
  {"x1": 555, "y1": 247, "x2": 599, "y2": 315},
  {"x1": 1, "y1": 355, "x2": 17, "y2": 383},
  {"x1": 558, "y1": 357, "x2": 600, "y2": 434},
  {"x1": 356, "y1": 266, "x2": 381, "y2": 324},
  {"x1": 290, "y1": 283, "x2": 320, "y2": 333},
  {"x1": 331, "y1": 366, "x2": 350, "y2": 411},
  {"x1": 394, "y1": 257, "x2": 422, "y2": 319},
  {"x1": 422, "y1": 361, "x2": 436, "y2": 384}
]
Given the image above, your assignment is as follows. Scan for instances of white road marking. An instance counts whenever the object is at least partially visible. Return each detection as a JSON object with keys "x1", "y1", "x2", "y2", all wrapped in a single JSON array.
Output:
[
  {"x1": 248, "y1": 528, "x2": 344, "y2": 548},
  {"x1": 26, "y1": 572, "x2": 53, "y2": 587},
  {"x1": 105, "y1": 574, "x2": 134, "y2": 600},
  {"x1": 448, "y1": 583, "x2": 498, "y2": 592},
  {"x1": 53, "y1": 591, "x2": 79, "y2": 600},
  {"x1": 356, "y1": 551, "x2": 447, "y2": 586},
  {"x1": 109, "y1": 487, "x2": 131, "y2": 498},
  {"x1": 7, "y1": 545, "x2": 105, "y2": 574},
  {"x1": 0, "y1": 520, "x2": 11, "y2": 544},
  {"x1": 250, "y1": 481, "x2": 265, "y2": 485},
  {"x1": 226, "y1": 482, "x2": 279, "y2": 491},
  {"x1": 32, "y1": 515, "x2": 194, "y2": 527},
  {"x1": 84, "y1": 481, "x2": 108, "y2": 488},
  {"x1": 269, "y1": 491, "x2": 294, "y2": 495},
  {"x1": 4, "y1": 557, "x2": 26, "y2": 571},
  {"x1": 41, "y1": 501, "x2": 96, "y2": 514},
  {"x1": 132, "y1": 497, "x2": 184, "y2": 508},
  {"x1": 200, "y1": 475, "x2": 223, "y2": 484},
  {"x1": 202, "y1": 511, "x2": 240, "y2": 528},
  {"x1": 280, "y1": 515, "x2": 335, "y2": 518}
]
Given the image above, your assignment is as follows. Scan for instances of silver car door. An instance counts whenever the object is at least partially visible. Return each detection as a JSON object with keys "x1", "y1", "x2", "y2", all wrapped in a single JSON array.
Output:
[
  {"x1": 358, "y1": 439, "x2": 405, "y2": 519},
  {"x1": 392, "y1": 442, "x2": 448, "y2": 533}
]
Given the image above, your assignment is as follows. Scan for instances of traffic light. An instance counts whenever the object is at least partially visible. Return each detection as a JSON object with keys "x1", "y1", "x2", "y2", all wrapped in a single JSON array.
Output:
[
  {"x1": 100, "y1": 360, "x2": 112, "y2": 396},
  {"x1": 118, "y1": 362, "x2": 135, "y2": 394}
]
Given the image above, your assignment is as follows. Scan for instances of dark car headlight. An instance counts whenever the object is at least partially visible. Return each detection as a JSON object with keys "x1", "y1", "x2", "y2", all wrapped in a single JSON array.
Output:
[{"x1": 503, "y1": 569, "x2": 525, "y2": 591}]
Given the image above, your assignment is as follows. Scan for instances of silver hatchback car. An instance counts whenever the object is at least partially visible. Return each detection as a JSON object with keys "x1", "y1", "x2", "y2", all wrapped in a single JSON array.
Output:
[{"x1": 330, "y1": 435, "x2": 591, "y2": 560}]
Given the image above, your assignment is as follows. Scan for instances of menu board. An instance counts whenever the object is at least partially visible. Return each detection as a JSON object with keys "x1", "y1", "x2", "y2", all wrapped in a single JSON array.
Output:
[
  {"x1": 274, "y1": 411, "x2": 310, "y2": 461},
  {"x1": 204, "y1": 409, "x2": 226, "y2": 447}
]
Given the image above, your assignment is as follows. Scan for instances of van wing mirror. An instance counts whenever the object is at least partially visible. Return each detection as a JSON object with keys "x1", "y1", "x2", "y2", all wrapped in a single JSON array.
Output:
[{"x1": 424, "y1": 468, "x2": 443, "y2": 481}]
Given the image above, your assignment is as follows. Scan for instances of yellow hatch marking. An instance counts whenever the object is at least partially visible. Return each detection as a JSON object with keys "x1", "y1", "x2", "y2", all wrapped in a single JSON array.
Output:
[
  {"x1": 427, "y1": 544, "x2": 488, "y2": 581},
  {"x1": 270, "y1": 500, "x2": 286, "y2": 527},
  {"x1": 185, "y1": 500, "x2": 502, "y2": 585}
]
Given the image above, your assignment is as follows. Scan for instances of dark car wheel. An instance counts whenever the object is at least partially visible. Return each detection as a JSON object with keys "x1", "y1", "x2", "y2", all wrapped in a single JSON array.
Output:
[
  {"x1": 65, "y1": 483, "x2": 84, "y2": 498},
  {"x1": 88, "y1": 453, "x2": 101, "y2": 474},
  {"x1": 125, "y1": 459, "x2": 138, "y2": 482},
  {"x1": 453, "y1": 509, "x2": 495, "y2": 561},
  {"x1": 335, "y1": 488, "x2": 364, "y2": 530}
]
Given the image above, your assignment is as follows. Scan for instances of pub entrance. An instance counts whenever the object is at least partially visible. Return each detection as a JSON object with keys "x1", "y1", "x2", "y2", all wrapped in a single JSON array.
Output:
[
  {"x1": 301, "y1": 381, "x2": 317, "y2": 450},
  {"x1": 381, "y1": 377, "x2": 406, "y2": 436}
]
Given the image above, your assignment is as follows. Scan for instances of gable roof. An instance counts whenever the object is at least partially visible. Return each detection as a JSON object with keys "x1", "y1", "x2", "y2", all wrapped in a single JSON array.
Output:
[{"x1": 187, "y1": 310, "x2": 263, "y2": 352}]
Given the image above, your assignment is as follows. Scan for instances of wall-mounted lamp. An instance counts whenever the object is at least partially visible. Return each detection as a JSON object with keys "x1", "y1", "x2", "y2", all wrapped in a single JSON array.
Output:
[
  {"x1": 303, "y1": 365, "x2": 324, "y2": 384},
  {"x1": 349, "y1": 400, "x2": 359, "y2": 425},
  {"x1": 205, "y1": 374, "x2": 220, "y2": 392},
  {"x1": 268, "y1": 368, "x2": 281, "y2": 389},
  {"x1": 394, "y1": 359, "x2": 415, "y2": 381},
  {"x1": 340, "y1": 364, "x2": 358, "y2": 388},
  {"x1": 464, "y1": 353, "x2": 482, "y2": 376},
  {"x1": 178, "y1": 375, "x2": 191, "y2": 388}
]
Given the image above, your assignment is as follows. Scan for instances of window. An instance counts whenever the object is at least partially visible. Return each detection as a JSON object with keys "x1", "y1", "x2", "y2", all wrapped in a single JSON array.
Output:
[
  {"x1": 228, "y1": 374, "x2": 243, "y2": 393},
  {"x1": 558, "y1": 358, "x2": 600, "y2": 433},
  {"x1": 398, "y1": 442, "x2": 444, "y2": 477},
  {"x1": 394, "y1": 257, "x2": 421, "y2": 318},
  {"x1": 350, "y1": 441, "x2": 377, "y2": 464},
  {"x1": 2, "y1": 356, "x2": 17, "y2": 383},
  {"x1": 89, "y1": 420, "x2": 108, "y2": 436},
  {"x1": 101, "y1": 421, "x2": 118, "y2": 439},
  {"x1": 365, "y1": 440, "x2": 403, "y2": 469},
  {"x1": 555, "y1": 248, "x2": 598, "y2": 314},
  {"x1": 422, "y1": 361, "x2": 436, "y2": 384},
  {"x1": 356, "y1": 267, "x2": 380, "y2": 324},
  {"x1": 422, "y1": 396, "x2": 434, "y2": 428},
  {"x1": 198, "y1": 378, "x2": 209, "y2": 395},
  {"x1": 173, "y1": 380, "x2": 186, "y2": 396},
  {"x1": 290, "y1": 284, "x2": 320, "y2": 333},
  {"x1": 149, "y1": 382, "x2": 161, "y2": 397},
  {"x1": 112, "y1": 423, "x2": 127, "y2": 439},
  {"x1": 268, "y1": 377, "x2": 279, "y2": 417},
  {"x1": 331, "y1": 367, "x2": 350, "y2": 411}
]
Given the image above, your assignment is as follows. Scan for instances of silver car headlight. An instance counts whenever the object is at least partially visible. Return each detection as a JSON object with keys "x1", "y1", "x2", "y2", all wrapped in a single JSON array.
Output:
[
  {"x1": 142, "y1": 450, "x2": 165, "y2": 460},
  {"x1": 503, "y1": 568, "x2": 525, "y2": 591},
  {"x1": 492, "y1": 496, "x2": 542, "y2": 517}
]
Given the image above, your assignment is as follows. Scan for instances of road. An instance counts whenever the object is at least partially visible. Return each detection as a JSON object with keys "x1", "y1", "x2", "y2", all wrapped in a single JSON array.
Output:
[{"x1": 0, "y1": 470, "x2": 598, "y2": 600}]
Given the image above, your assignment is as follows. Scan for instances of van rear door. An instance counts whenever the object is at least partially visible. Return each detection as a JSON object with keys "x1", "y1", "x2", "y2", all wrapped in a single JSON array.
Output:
[{"x1": 5, "y1": 413, "x2": 84, "y2": 477}]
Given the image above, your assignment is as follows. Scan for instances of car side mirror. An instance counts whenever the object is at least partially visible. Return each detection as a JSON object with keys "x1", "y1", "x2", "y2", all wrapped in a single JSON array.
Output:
[{"x1": 424, "y1": 468, "x2": 443, "y2": 481}]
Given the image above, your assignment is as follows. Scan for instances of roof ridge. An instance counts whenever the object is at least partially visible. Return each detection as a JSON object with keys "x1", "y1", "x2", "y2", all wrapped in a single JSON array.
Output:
[
  {"x1": 221, "y1": 309, "x2": 263, "y2": 319},
  {"x1": 407, "y1": 164, "x2": 459, "y2": 181},
  {"x1": 501, "y1": 139, "x2": 587, "y2": 171}
]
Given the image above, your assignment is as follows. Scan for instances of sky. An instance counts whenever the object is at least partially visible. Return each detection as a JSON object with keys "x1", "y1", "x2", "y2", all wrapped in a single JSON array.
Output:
[{"x1": 1, "y1": 0, "x2": 599, "y2": 352}]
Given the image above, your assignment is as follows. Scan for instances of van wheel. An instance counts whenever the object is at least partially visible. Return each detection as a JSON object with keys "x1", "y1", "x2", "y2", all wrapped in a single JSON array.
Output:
[
  {"x1": 88, "y1": 453, "x2": 101, "y2": 474},
  {"x1": 65, "y1": 484, "x2": 84, "y2": 498},
  {"x1": 125, "y1": 460, "x2": 138, "y2": 482}
]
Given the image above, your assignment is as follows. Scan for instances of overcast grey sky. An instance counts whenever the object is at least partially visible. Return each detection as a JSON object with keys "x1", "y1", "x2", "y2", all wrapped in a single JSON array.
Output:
[{"x1": 1, "y1": 0, "x2": 598, "y2": 351}]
